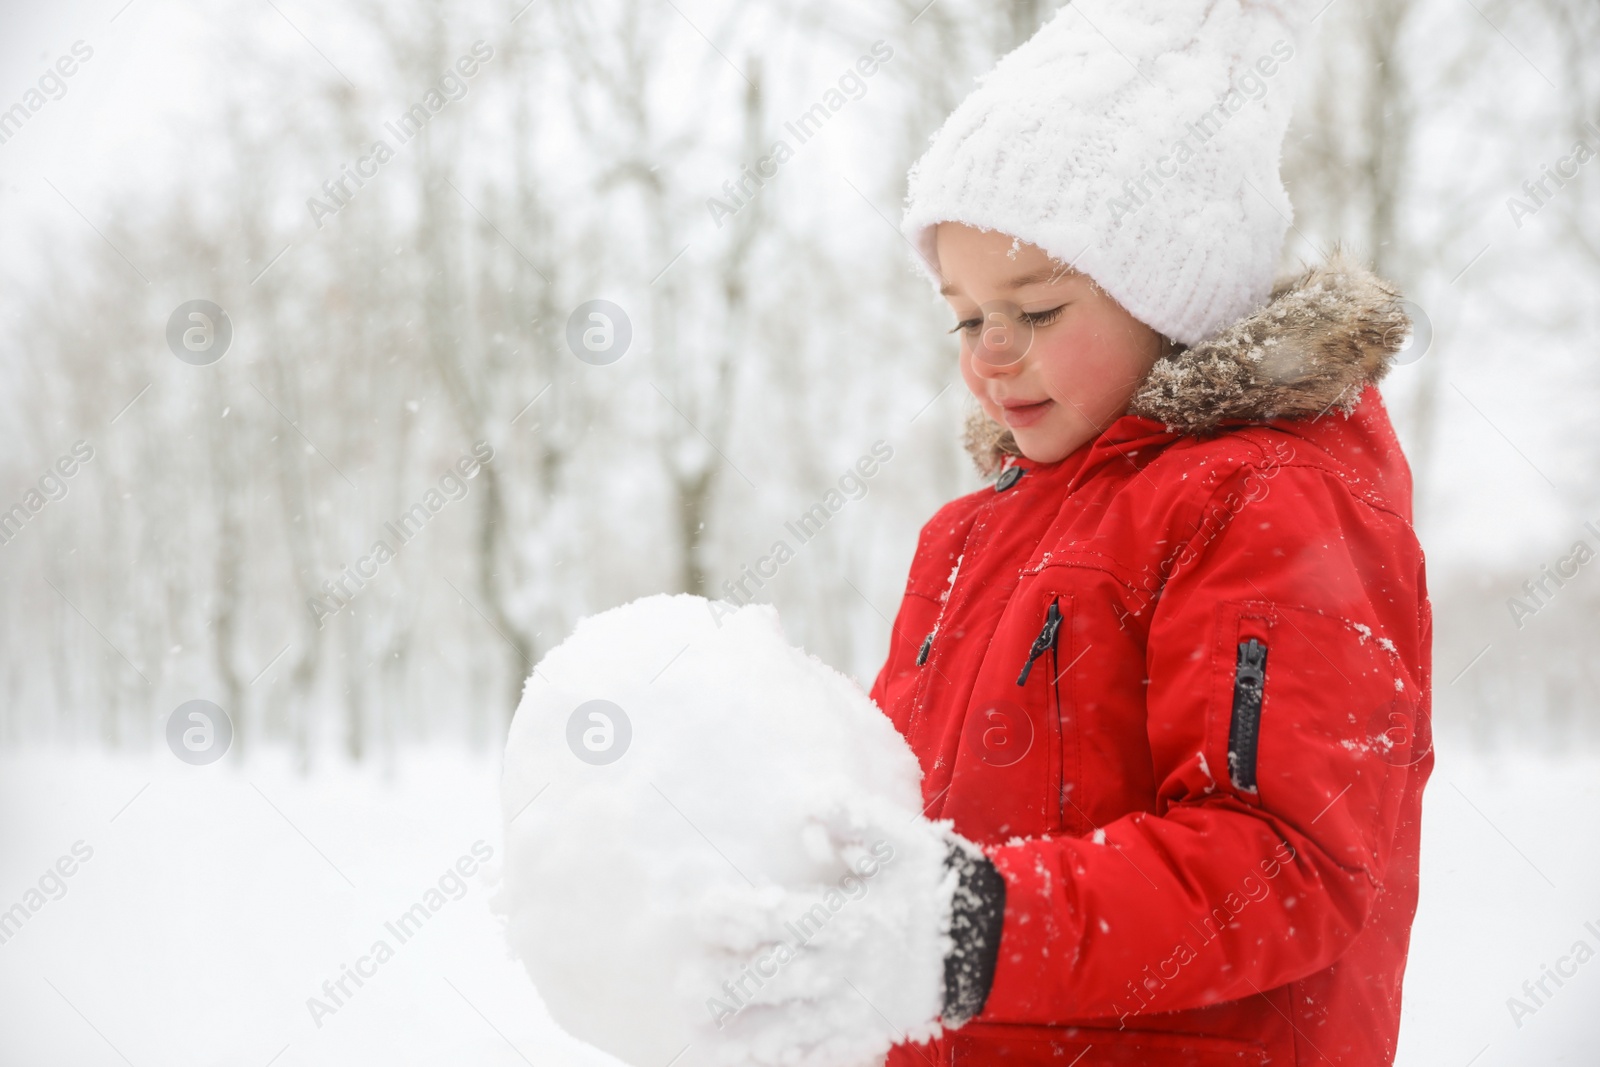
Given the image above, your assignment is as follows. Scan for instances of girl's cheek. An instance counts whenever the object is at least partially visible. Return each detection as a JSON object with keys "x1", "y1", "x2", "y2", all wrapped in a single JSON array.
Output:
[
  {"x1": 959, "y1": 348, "x2": 995, "y2": 409},
  {"x1": 1035, "y1": 331, "x2": 1099, "y2": 395},
  {"x1": 1042, "y1": 328, "x2": 1139, "y2": 404}
]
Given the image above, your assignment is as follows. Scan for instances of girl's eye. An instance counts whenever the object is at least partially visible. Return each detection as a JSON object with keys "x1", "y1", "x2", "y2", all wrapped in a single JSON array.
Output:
[
  {"x1": 1021, "y1": 304, "x2": 1067, "y2": 327},
  {"x1": 947, "y1": 305, "x2": 1066, "y2": 335}
]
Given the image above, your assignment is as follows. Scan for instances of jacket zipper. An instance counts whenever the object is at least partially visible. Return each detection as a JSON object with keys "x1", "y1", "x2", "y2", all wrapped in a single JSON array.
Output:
[
  {"x1": 917, "y1": 629, "x2": 935, "y2": 666},
  {"x1": 1047, "y1": 627, "x2": 1067, "y2": 829},
  {"x1": 1016, "y1": 601, "x2": 1062, "y2": 686},
  {"x1": 1228, "y1": 639, "x2": 1269, "y2": 792}
]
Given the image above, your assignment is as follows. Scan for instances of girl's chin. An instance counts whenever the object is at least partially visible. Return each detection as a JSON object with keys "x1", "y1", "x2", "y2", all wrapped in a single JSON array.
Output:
[{"x1": 1011, "y1": 422, "x2": 1096, "y2": 465}]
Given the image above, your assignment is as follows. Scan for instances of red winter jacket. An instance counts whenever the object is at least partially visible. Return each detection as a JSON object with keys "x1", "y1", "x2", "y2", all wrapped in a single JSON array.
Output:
[{"x1": 872, "y1": 258, "x2": 1432, "y2": 1067}]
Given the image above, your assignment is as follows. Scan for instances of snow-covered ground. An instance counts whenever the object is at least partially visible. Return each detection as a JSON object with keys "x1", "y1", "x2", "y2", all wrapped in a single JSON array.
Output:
[
  {"x1": 0, "y1": 734, "x2": 1595, "y2": 1066},
  {"x1": 0, "y1": 745, "x2": 619, "y2": 1067}
]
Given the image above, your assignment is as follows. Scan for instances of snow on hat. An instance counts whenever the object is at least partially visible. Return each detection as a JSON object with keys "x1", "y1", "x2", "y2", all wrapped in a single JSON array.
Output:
[{"x1": 902, "y1": 0, "x2": 1314, "y2": 347}]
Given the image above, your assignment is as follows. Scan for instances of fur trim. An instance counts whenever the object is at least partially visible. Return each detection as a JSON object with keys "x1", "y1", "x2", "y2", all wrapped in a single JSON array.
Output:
[
  {"x1": 962, "y1": 404, "x2": 1023, "y2": 479},
  {"x1": 962, "y1": 252, "x2": 1411, "y2": 477}
]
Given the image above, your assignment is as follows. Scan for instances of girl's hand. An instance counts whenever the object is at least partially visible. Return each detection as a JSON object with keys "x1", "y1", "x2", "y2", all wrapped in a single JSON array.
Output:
[{"x1": 681, "y1": 806, "x2": 1003, "y2": 1067}]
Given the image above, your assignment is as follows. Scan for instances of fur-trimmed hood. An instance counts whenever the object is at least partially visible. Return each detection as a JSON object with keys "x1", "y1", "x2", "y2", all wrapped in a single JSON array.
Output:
[{"x1": 963, "y1": 253, "x2": 1413, "y2": 476}]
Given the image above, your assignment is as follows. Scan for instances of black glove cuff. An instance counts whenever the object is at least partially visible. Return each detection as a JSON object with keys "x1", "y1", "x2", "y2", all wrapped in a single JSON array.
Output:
[{"x1": 941, "y1": 840, "x2": 1006, "y2": 1028}]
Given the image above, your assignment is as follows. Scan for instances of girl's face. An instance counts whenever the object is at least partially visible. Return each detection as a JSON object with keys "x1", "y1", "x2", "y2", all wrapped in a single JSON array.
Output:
[{"x1": 935, "y1": 222, "x2": 1168, "y2": 464}]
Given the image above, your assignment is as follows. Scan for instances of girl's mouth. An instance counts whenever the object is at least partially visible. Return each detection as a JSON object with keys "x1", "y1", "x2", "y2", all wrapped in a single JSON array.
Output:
[{"x1": 1000, "y1": 398, "x2": 1053, "y2": 428}]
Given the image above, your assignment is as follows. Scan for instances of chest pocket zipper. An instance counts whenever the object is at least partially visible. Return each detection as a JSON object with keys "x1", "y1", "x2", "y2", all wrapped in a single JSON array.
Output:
[
  {"x1": 1016, "y1": 598, "x2": 1070, "y2": 830},
  {"x1": 1016, "y1": 601, "x2": 1062, "y2": 686},
  {"x1": 1228, "y1": 639, "x2": 1269, "y2": 792}
]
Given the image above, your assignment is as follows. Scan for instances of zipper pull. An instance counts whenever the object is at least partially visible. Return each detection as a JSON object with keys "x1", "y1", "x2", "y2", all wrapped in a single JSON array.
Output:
[
  {"x1": 916, "y1": 630, "x2": 935, "y2": 666},
  {"x1": 1016, "y1": 601, "x2": 1062, "y2": 685},
  {"x1": 1236, "y1": 639, "x2": 1267, "y2": 691},
  {"x1": 1228, "y1": 639, "x2": 1269, "y2": 792}
]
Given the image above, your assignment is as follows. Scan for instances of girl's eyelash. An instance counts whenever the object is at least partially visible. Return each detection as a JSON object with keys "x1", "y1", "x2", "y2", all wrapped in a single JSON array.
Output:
[
  {"x1": 948, "y1": 304, "x2": 1067, "y2": 334},
  {"x1": 1021, "y1": 304, "x2": 1067, "y2": 326}
]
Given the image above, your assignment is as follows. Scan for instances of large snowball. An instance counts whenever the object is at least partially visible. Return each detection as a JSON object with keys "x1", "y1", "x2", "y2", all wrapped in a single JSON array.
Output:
[{"x1": 498, "y1": 594, "x2": 949, "y2": 1067}]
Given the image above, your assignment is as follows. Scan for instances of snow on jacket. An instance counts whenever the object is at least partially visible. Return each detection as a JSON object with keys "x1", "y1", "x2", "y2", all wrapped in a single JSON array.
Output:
[{"x1": 872, "y1": 254, "x2": 1432, "y2": 1067}]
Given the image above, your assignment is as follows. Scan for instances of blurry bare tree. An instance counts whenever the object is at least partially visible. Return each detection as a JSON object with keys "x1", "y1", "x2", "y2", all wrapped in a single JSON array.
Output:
[{"x1": 1, "y1": 0, "x2": 1595, "y2": 758}]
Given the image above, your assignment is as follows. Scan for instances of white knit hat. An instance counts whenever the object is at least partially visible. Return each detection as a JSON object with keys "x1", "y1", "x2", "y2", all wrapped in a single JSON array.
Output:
[{"x1": 902, "y1": 0, "x2": 1313, "y2": 347}]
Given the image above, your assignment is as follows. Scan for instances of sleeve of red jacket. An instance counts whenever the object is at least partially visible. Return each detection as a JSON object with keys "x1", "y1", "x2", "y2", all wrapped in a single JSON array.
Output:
[{"x1": 979, "y1": 461, "x2": 1431, "y2": 1024}]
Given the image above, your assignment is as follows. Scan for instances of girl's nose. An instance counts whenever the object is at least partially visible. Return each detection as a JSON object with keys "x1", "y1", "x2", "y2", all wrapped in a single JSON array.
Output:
[
  {"x1": 968, "y1": 302, "x2": 1033, "y2": 374},
  {"x1": 967, "y1": 350, "x2": 1020, "y2": 381}
]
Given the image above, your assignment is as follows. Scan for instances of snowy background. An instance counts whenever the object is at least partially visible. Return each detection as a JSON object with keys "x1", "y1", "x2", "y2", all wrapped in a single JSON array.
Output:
[{"x1": 0, "y1": 0, "x2": 1597, "y2": 1063}]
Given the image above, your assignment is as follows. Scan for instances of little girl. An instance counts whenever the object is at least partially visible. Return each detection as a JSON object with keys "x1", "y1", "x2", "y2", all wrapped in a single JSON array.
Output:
[{"x1": 872, "y1": 2, "x2": 1432, "y2": 1064}]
